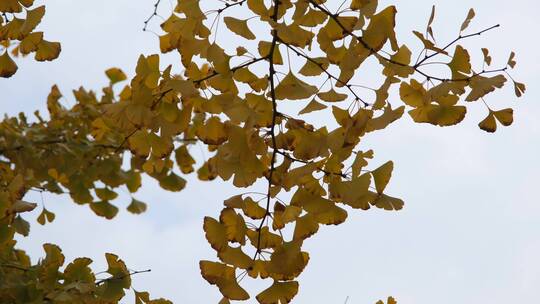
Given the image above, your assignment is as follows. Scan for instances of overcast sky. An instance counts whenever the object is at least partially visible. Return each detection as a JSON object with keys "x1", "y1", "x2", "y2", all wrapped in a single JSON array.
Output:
[{"x1": 2, "y1": 0, "x2": 540, "y2": 303}]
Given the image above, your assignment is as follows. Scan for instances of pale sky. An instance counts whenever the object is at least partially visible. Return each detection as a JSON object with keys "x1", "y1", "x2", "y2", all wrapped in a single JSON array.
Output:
[{"x1": 2, "y1": 0, "x2": 540, "y2": 303}]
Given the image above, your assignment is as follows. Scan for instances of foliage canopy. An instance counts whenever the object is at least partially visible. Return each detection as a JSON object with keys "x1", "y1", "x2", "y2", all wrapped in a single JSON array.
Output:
[{"x1": 0, "y1": 0, "x2": 524, "y2": 303}]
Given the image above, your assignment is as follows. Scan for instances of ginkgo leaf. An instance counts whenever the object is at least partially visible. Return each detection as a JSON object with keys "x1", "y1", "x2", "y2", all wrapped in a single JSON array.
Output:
[
  {"x1": 377, "y1": 296, "x2": 398, "y2": 304},
  {"x1": 0, "y1": 0, "x2": 22, "y2": 13},
  {"x1": 223, "y1": 17, "x2": 256, "y2": 40},
  {"x1": 158, "y1": 173, "x2": 186, "y2": 192},
  {"x1": 363, "y1": 6, "x2": 398, "y2": 51},
  {"x1": 217, "y1": 246, "x2": 253, "y2": 270},
  {"x1": 105, "y1": 68, "x2": 127, "y2": 84},
  {"x1": 507, "y1": 51, "x2": 516, "y2": 68},
  {"x1": 267, "y1": 241, "x2": 308, "y2": 279},
  {"x1": 465, "y1": 75, "x2": 506, "y2": 101},
  {"x1": 460, "y1": 8, "x2": 475, "y2": 32},
  {"x1": 37, "y1": 208, "x2": 56, "y2": 225},
  {"x1": 481, "y1": 48, "x2": 492, "y2": 66},
  {"x1": 246, "y1": 227, "x2": 282, "y2": 249},
  {"x1": 275, "y1": 72, "x2": 318, "y2": 100},
  {"x1": 90, "y1": 201, "x2": 119, "y2": 219},
  {"x1": 399, "y1": 79, "x2": 428, "y2": 107},
  {"x1": 493, "y1": 108, "x2": 514, "y2": 126},
  {"x1": 175, "y1": 145, "x2": 196, "y2": 174},
  {"x1": 382, "y1": 45, "x2": 414, "y2": 77},
  {"x1": 366, "y1": 105, "x2": 404, "y2": 132},
  {"x1": 372, "y1": 193, "x2": 404, "y2": 211},
  {"x1": 20, "y1": 5, "x2": 45, "y2": 35},
  {"x1": 256, "y1": 280, "x2": 299, "y2": 304},
  {"x1": 199, "y1": 261, "x2": 249, "y2": 301},
  {"x1": 242, "y1": 197, "x2": 266, "y2": 220},
  {"x1": 293, "y1": 213, "x2": 319, "y2": 241},
  {"x1": 371, "y1": 161, "x2": 393, "y2": 194},
  {"x1": 95, "y1": 188, "x2": 118, "y2": 201},
  {"x1": 19, "y1": 31, "x2": 43, "y2": 54},
  {"x1": 514, "y1": 81, "x2": 526, "y2": 97},
  {"x1": 197, "y1": 117, "x2": 228, "y2": 145},
  {"x1": 478, "y1": 112, "x2": 497, "y2": 133},
  {"x1": 204, "y1": 216, "x2": 228, "y2": 252},
  {"x1": 0, "y1": 51, "x2": 18, "y2": 77},
  {"x1": 13, "y1": 216, "x2": 30, "y2": 236},
  {"x1": 35, "y1": 39, "x2": 61, "y2": 61},
  {"x1": 299, "y1": 98, "x2": 327, "y2": 115},
  {"x1": 448, "y1": 45, "x2": 471, "y2": 79},
  {"x1": 299, "y1": 57, "x2": 329, "y2": 77},
  {"x1": 350, "y1": 0, "x2": 378, "y2": 17},
  {"x1": 220, "y1": 208, "x2": 247, "y2": 245},
  {"x1": 258, "y1": 41, "x2": 283, "y2": 64},
  {"x1": 317, "y1": 88, "x2": 348, "y2": 102},
  {"x1": 412, "y1": 31, "x2": 447, "y2": 55},
  {"x1": 127, "y1": 198, "x2": 147, "y2": 214}
]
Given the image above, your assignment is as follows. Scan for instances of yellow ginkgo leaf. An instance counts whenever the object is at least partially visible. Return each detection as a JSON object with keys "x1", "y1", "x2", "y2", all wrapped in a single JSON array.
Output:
[
  {"x1": 258, "y1": 41, "x2": 283, "y2": 64},
  {"x1": 493, "y1": 108, "x2": 513, "y2": 126},
  {"x1": 37, "y1": 208, "x2": 55, "y2": 225},
  {"x1": 223, "y1": 17, "x2": 256, "y2": 40},
  {"x1": 382, "y1": 45, "x2": 414, "y2": 77},
  {"x1": 204, "y1": 216, "x2": 228, "y2": 252},
  {"x1": 0, "y1": 0, "x2": 22, "y2": 13},
  {"x1": 371, "y1": 161, "x2": 393, "y2": 194},
  {"x1": 293, "y1": 213, "x2": 319, "y2": 241},
  {"x1": 275, "y1": 72, "x2": 318, "y2": 100},
  {"x1": 317, "y1": 88, "x2": 348, "y2": 102},
  {"x1": 478, "y1": 111, "x2": 497, "y2": 133},
  {"x1": 20, "y1": 5, "x2": 45, "y2": 35},
  {"x1": 399, "y1": 79, "x2": 428, "y2": 107},
  {"x1": 298, "y1": 57, "x2": 329, "y2": 77},
  {"x1": 175, "y1": 145, "x2": 195, "y2": 174},
  {"x1": 366, "y1": 105, "x2": 404, "y2": 132},
  {"x1": 465, "y1": 75, "x2": 506, "y2": 101},
  {"x1": 196, "y1": 117, "x2": 228, "y2": 145},
  {"x1": 256, "y1": 280, "x2": 299, "y2": 304},
  {"x1": 247, "y1": 0, "x2": 269, "y2": 18},
  {"x1": 199, "y1": 261, "x2": 249, "y2": 301},
  {"x1": 460, "y1": 8, "x2": 475, "y2": 32},
  {"x1": 350, "y1": 0, "x2": 378, "y2": 17},
  {"x1": 35, "y1": 39, "x2": 61, "y2": 61},
  {"x1": 372, "y1": 193, "x2": 404, "y2": 211},
  {"x1": 126, "y1": 198, "x2": 147, "y2": 215},
  {"x1": 298, "y1": 98, "x2": 327, "y2": 115},
  {"x1": 514, "y1": 81, "x2": 526, "y2": 97},
  {"x1": 296, "y1": 8, "x2": 327, "y2": 27},
  {"x1": 507, "y1": 51, "x2": 516, "y2": 68},
  {"x1": 246, "y1": 227, "x2": 282, "y2": 249},
  {"x1": 220, "y1": 208, "x2": 247, "y2": 245},
  {"x1": 363, "y1": 6, "x2": 398, "y2": 51},
  {"x1": 481, "y1": 48, "x2": 492, "y2": 66},
  {"x1": 376, "y1": 296, "x2": 398, "y2": 304},
  {"x1": 217, "y1": 246, "x2": 253, "y2": 270},
  {"x1": 267, "y1": 241, "x2": 308, "y2": 279},
  {"x1": 412, "y1": 31, "x2": 448, "y2": 55},
  {"x1": 19, "y1": 31, "x2": 43, "y2": 54},
  {"x1": 448, "y1": 45, "x2": 471, "y2": 79},
  {"x1": 105, "y1": 67, "x2": 127, "y2": 84},
  {"x1": 242, "y1": 197, "x2": 266, "y2": 220},
  {"x1": 0, "y1": 51, "x2": 18, "y2": 77}
]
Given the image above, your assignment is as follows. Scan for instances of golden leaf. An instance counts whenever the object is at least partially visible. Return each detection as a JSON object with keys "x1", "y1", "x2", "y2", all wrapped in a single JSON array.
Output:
[
  {"x1": 256, "y1": 280, "x2": 299, "y2": 304},
  {"x1": 223, "y1": 17, "x2": 256, "y2": 40}
]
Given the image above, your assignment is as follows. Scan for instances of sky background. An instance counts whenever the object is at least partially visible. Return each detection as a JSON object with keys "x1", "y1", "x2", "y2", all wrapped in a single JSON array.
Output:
[{"x1": 2, "y1": 0, "x2": 539, "y2": 303}]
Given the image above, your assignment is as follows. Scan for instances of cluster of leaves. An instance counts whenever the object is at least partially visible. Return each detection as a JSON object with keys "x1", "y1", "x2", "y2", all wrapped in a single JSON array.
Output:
[
  {"x1": 0, "y1": 0, "x2": 61, "y2": 77},
  {"x1": 0, "y1": 0, "x2": 525, "y2": 303}
]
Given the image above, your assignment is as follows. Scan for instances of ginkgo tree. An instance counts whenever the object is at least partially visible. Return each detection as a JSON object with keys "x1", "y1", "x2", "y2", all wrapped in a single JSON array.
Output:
[{"x1": 0, "y1": 0, "x2": 525, "y2": 303}]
